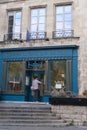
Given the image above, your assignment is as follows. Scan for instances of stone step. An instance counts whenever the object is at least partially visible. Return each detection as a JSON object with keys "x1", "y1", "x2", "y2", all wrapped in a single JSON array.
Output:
[
  {"x1": 0, "y1": 106, "x2": 50, "y2": 108},
  {"x1": 0, "y1": 101, "x2": 70, "y2": 127},
  {"x1": 0, "y1": 119, "x2": 64, "y2": 123},
  {"x1": 0, "y1": 112, "x2": 52, "y2": 116},
  {"x1": 0, "y1": 122, "x2": 70, "y2": 127},
  {"x1": 0, "y1": 115, "x2": 59, "y2": 119},
  {"x1": 0, "y1": 106, "x2": 51, "y2": 109},
  {"x1": 0, "y1": 101, "x2": 51, "y2": 108},
  {"x1": 0, "y1": 109, "x2": 50, "y2": 113},
  {"x1": 0, "y1": 109, "x2": 51, "y2": 113},
  {"x1": 0, "y1": 105, "x2": 50, "y2": 108}
]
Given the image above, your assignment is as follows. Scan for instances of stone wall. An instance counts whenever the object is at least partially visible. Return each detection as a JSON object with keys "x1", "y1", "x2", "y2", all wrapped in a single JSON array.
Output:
[
  {"x1": 0, "y1": 0, "x2": 87, "y2": 95},
  {"x1": 0, "y1": 37, "x2": 79, "y2": 48},
  {"x1": 51, "y1": 105, "x2": 87, "y2": 126}
]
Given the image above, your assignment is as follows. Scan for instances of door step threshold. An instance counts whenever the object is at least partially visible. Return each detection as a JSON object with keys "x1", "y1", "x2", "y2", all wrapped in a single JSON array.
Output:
[{"x1": 0, "y1": 101, "x2": 50, "y2": 106}]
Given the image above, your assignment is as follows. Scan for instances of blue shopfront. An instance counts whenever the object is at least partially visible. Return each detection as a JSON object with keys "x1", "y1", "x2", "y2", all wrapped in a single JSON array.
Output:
[{"x1": 0, "y1": 45, "x2": 78, "y2": 102}]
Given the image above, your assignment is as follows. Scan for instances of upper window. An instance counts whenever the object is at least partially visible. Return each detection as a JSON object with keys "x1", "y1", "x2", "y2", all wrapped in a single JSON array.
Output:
[
  {"x1": 7, "y1": 11, "x2": 21, "y2": 40},
  {"x1": 54, "y1": 5, "x2": 73, "y2": 38},
  {"x1": 30, "y1": 8, "x2": 46, "y2": 39}
]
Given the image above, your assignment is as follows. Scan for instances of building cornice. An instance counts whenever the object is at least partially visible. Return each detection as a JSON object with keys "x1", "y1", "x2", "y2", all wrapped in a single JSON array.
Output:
[
  {"x1": 0, "y1": 0, "x2": 27, "y2": 4},
  {"x1": 0, "y1": 45, "x2": 79, "y2": 52}
]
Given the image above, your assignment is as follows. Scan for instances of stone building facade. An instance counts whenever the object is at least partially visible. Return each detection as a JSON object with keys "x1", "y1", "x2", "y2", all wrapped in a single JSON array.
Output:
[{"x1": 0, "y1": 0, "x2": 87, "y2": 102}]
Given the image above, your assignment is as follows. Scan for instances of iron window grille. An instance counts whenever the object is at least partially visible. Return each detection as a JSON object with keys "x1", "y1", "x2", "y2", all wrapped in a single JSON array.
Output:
[
  {"x1": 53, "y1": 30, "x2": 74, "y2": 38},
  {"x1": 4, "y1": 33, "x2": 21, "y2": 41},
  {"x1": 30, "y1": 31, "x2": 46, "y2": 40}
]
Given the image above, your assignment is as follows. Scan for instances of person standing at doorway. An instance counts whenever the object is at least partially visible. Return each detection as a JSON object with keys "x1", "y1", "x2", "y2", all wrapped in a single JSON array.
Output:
[{"x1": 32, "y1": 75, "x2": 42, "y2": 102}]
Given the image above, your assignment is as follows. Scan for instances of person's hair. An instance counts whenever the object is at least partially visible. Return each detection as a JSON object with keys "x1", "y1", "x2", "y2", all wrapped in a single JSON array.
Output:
[{"x1": 33, "y1": 74, "x2": 38, "y2": 79}]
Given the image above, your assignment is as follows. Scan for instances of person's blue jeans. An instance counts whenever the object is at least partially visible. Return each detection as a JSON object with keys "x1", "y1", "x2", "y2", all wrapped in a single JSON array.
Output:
[{"x1": 34, "y1": 89, "x2": 39, "y2": 101}]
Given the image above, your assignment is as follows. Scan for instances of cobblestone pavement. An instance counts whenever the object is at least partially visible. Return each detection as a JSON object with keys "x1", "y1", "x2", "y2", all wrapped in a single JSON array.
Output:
[{"x1": 0, "y1": 126, "x2": 87, "y2": 130}]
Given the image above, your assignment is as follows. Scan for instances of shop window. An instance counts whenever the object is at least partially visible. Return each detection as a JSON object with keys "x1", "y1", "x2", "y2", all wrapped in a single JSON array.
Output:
[
  {"x1": 50, "y1": 60, "x2": 72, "y2": 97},
  {"x1": 2, "y1": 61, "x2": 25, "y2": 94},
  {"x1": 7, "y1": 62, "x2": 24, "y2": 93}
]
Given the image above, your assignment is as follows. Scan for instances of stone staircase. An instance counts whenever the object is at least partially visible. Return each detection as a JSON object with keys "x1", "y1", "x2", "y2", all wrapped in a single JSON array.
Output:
[{"x1": 0, "y1": 101, "x2": 70, "y2": 127}]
